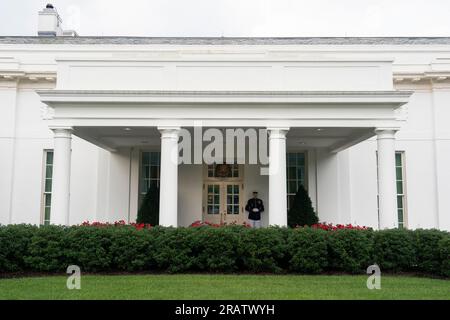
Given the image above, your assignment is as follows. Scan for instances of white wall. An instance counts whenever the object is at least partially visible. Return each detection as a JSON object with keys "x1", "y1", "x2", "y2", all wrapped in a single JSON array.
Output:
[
  {"x1": 0, "y1": 85, "x2": 17, "y2": 224},
  {"x1": 0, "y1": 86, "x2": 101, "y2": 225},
  {"x1": 1, "y1": 42, "x2": 450, "y2": 230},
  {"x1": 432, "y1": 88, "x2": 450, "y2": 230},
  {"x1": 56, "y1": 59, "x2": 394, "y2": 91},
  {"x1": 178, "y1": 164, "x2": 203, "y2": 226}
]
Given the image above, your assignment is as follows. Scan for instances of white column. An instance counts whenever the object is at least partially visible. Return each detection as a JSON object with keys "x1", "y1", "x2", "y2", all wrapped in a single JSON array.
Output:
[
  {"x1": 376, "y1": 129, "x2": 398, "y2": 229},
  {"x1": 158, "y1": 127, "x2": 180, "y2": 227},
  {"x1": 267, "y1": 127, "x2": 289, "y2": 227},
  {"x1": 50, "y1": 127, "x2": 72, "y2": 225}
]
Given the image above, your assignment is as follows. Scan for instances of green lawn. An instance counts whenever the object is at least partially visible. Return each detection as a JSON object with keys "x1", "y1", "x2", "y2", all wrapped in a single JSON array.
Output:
[{"x1": 0, "y1": 274, "x2": 448, "y2": 300}]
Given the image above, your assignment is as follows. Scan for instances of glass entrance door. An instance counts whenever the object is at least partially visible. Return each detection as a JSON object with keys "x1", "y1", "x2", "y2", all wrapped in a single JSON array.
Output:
[{"x1": 204, "y1": 182, "x2": 244, "y2": 225}]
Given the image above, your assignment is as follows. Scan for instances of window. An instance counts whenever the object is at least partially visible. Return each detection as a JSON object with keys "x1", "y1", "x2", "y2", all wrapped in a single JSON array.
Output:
[
  {"x1": 226, "y1": 184, "x2": 240, "y2": 215},
  {"x1": 376, "y1": 151, "x2": 407, "y2": 228},
  {"x1": 139, "y1": 151, "x2": 160, "y2": 205},
  {"x1": 42, "y1": 150, "x2": 53, "y2": 225},
  {"x1": 206, "y1": 184, "x2": 220, "y2": 214},
  {"x1": 396, "y1": 152, "x2": 407, "y2": 228},
  {"x1": 286, "y1": 153, "x2": 306, "y2": 210}
]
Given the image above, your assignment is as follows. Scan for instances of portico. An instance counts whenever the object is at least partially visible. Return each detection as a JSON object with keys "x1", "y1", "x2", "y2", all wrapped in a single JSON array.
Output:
[{"x1": 38, "y1": 90, "x2": 410, "y2": 228}]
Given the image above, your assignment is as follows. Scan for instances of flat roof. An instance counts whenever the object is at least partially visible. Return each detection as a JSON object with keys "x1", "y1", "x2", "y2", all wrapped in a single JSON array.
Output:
[{"x1": 1, "y1": 36, "x2": 450, "y2": 45}]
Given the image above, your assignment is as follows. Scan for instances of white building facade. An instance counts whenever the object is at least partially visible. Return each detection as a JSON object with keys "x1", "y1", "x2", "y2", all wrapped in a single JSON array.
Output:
[{"x1": 1, "y1": 8, "x2": 450, "y2": 230}]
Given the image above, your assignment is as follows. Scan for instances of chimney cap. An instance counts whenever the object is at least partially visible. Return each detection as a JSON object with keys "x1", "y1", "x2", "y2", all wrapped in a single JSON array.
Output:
[{"x1": 46, "y1": 3, "x2": 54, "y2": 9}]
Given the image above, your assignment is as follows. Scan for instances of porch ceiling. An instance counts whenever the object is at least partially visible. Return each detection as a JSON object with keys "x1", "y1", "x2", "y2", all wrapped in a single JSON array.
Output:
[{"x1": 72, "y1": 125, "x2": 374, "y2": 153}]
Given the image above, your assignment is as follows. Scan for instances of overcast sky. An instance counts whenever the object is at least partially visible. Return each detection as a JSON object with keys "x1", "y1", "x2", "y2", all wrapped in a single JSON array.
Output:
[{"x1": 1, "y1": 0, "x2": 450, "y2": 37}]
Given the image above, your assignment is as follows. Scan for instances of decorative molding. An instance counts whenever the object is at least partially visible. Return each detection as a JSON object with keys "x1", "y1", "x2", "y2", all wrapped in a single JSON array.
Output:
[
  {"x1": 37, "y1": 90, "x2": 412, "y2": 106},
  {"x1": 393, "y1": 71, "x2": 450, "y2": 87},
  {"x1": 0, "y1": 70, "x2": 56, "y2": 82}
]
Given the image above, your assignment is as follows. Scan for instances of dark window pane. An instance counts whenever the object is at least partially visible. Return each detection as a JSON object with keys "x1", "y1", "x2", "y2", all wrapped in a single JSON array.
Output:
[
  {"x1": 297, "y1": 168, "x2": 304, "y2": 181},
  {"x1": 397, "y1": 196, "x2": 403, "y2": 209},
  {"x1": 45, "y1": 193, "x2": 51, "y2": 206},
  {"x1": 44, "y1": 206, "x2": 51, "y2": 222},
  {"x1": 297, "y1": 154, "x2": 305, "y2": 166},
  {"x1": 150, "y1": 152, "x2": 160, "y2": 165},
  {"x1": 149, "y1": 180, "x2": 158, "y2": 189},
  {"x1": 233, "y1": 205, "x2": 239, "y2": 214},
  {"x1": 142, "y1": 152, "x2": 150, "y2": 165},
  {"x1": 395, "y1": 153, "x2": 402, "y2": 167},
  {"x1": 46, "y1": 152, "x2": 53, "y2": 165},
  {"x1": 396, "y1": 167, "x2": 403, "y2": 180},
  {"x1": 45, "y1": 178, "x2": 52, "y2": 192},
  {"x1": 288, "y1": 167, "x2": 296, "y2": 179},
  {"x1": 150, "y1": 166, "x2": 158, "y2": 179},
  {"x1": 288, "y1": 180, "x2": 297, "y2": 194},
  {"x1": 227, "y1": 205, "x2": 232, "y2": 214},
  {"x1": 143, "y1": 166, "x2": 149, "y2": 179},
  {"x1": 46, "y1": 165, "x2": 53, "y2": 179},
  {"x1": 398, "y1": 209, "x2": 404, "y2": 223},
  {"x1": 396, "y1": 181, "x2": 403, "y2": 194}
]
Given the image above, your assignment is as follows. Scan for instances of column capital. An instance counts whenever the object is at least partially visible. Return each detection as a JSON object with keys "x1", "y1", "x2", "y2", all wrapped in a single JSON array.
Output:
[
  {"x1": 374, "y1": 128, "x2": 399, "y2": 136},
  {"x1": 267, "y1": 127, "x2": 289, "y2": 139},
  {"x1": 50, "y1": 126, "x2": 73, "y2": 138},
  {"x1": 158, "y1": 126, "x2": 181, "y2": 138}
]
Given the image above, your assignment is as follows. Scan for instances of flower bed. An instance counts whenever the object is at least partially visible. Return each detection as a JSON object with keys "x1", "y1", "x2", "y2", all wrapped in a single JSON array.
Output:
[
  {"x1": 81, "y1": 220, "x2": 152, "y2": 230},
  {"x1": 189, "y1": 220, "x2": 252, "y2": 228},
  {"x1": 308, "y1": 222, "x2": 371, "y2": 231}
]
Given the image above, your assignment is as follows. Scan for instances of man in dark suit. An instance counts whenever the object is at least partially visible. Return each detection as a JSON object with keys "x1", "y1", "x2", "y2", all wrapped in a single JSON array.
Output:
[{"x1": 245, "y1": 191, "x2": 264, "y2": 228}]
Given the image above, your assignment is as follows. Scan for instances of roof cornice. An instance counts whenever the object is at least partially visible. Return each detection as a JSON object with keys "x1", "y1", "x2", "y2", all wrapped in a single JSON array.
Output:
[
  {"x1": 37, "y1": 90, "x2": 412, "y2": 106},
  {"x1": 3, "y1": 36, "x2": 450, "y2": 46}
]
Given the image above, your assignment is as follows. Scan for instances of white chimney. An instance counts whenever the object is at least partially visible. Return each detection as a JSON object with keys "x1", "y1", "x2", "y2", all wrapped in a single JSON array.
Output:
[{"x1": 38, "y1": 4, "x2": 63, "y2": 36}]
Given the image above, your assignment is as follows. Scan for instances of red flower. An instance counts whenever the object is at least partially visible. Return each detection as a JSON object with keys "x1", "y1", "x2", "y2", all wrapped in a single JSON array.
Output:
[
  {"x1": 302, "y1": 222, "x2": 370, "y2": 231},
  {"x1": 80, "y1": 220, "x2": 152, "y2": 230}
]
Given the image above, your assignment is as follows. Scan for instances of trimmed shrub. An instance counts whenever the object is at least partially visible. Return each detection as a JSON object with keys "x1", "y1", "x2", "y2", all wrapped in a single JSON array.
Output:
[
  {"x1": 190, "y1": 226, "x2": 242, "y2": 272},
  {"x1": 24, "y1": 225, "x2": 68, "y2": 272},
  {"x1": 0, "y1": 224, "x2": 36, "y2": 272},
  {"x1": 108, "y1": 226, "x2": 155, "y2": 271},
  {"x1": 151, "y1": 227, "x2": 196, "y2": 273},
  {"x1": 238, "y1": 227, "x2": 289, "y2": 273},
  {"x1": 414, "y1": 229, "x2": 447, "y2": 275},
  {"x1": 438, "y1": 235, "x2": 450, "y2": 277},
  {"x1": 287, "y1": 227, "x2": 328, "y2": 273},
  {"x1": 326, "y1": 229, "x2": 374, "y2": 273},
  {"x1": 0, "y1": 224, "x2": 448, "y2": 277},
  {"x1": 372, "y1": 229, "x2": 417, "y2": 272},
  {"x1": 64, "y1": 226, "x2": 115, "y2": 272}
]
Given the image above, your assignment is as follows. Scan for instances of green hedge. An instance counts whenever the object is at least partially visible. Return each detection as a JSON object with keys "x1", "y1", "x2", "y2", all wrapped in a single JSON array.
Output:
[{"x1": 0, "y1": 224, "x2": 448, "y2": 276}]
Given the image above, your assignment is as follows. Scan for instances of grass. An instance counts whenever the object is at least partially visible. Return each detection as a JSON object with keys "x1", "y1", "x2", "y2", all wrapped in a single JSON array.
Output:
[{"x1": 0, "y1": 274, "x2": 448, "y2": 300}]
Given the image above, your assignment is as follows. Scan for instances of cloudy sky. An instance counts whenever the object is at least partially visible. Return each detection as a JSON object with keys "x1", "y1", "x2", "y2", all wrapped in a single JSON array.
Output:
[{"x1": 0, "y1": 0, "x2": 449, "y2": 37}]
